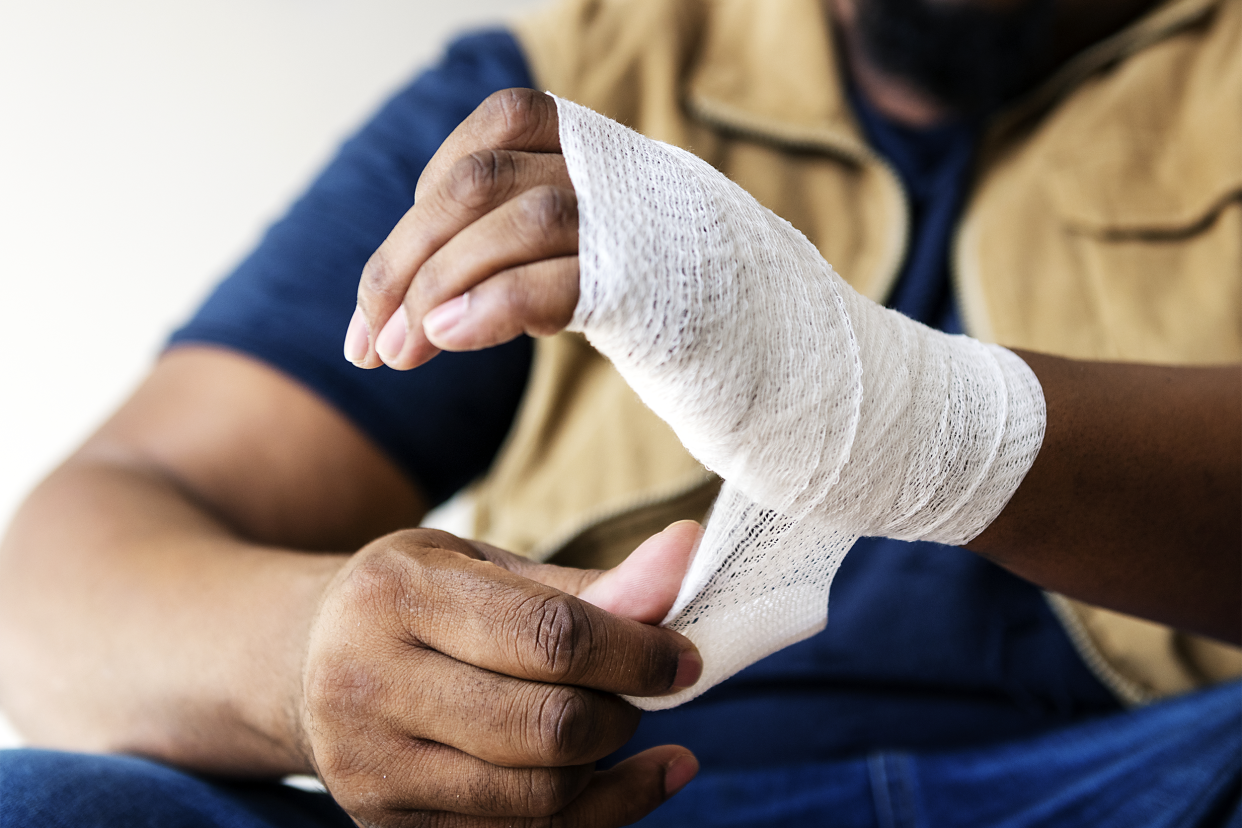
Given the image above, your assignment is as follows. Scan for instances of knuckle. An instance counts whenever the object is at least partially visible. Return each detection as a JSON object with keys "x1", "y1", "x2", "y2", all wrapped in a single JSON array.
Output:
[
  {"x1": 529, "y1": 686, "x2": 591, "y2": 762},
  {"x1": 480, "y1": 88, "x2": 548, "y2": 146},
  {"x1": 447, "y1": 150, "x2": 511, "y2": 210},
  {"x1": 304, "y1": 652, "x2": 385, "y2": 723},
  {"x1": 313, "y1": 734, "x2": 372, "y2": 783},
  {"x1": 341, "y1": 545, "x2": 412, "y2": 611},
  {"x1": 512, "y1": 592, "x2": 592, "y2": 683},
  {"x1": 518, "y1": 186, "x2": 576, "y2": 235},
  {"x1": 323, "y1": 739, "x2": 437, "y2": 824},
  {"x1": 360, "y1": 247, "x2": 407, "y2": 305},
  {"x1": 502, "y1": 272, "x2": 536, "y2": 320},
  {"x1": 508, "y1": 769, "x2": 580, "y2": 819},
  {"x1": 333, "y1": 538, "x2": 435, "y2": 643}
]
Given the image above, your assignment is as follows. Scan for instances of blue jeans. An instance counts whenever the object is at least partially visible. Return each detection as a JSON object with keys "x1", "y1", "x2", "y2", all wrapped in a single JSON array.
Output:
[{"x1": 3, "y1": 681, "x2": 1238, "y2": 828}]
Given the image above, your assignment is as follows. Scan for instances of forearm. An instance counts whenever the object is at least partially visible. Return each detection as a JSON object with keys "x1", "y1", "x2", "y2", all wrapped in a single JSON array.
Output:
[
  {"x1": 0, "y1": 457, "x2": 346, "y2": 776},
  {"x1": 969, "y1": 354, "x2": 1242, "y2": 645}
]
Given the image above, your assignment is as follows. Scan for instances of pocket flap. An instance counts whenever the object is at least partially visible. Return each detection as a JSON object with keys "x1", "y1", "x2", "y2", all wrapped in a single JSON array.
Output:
[{"x1": 1044, "y1": 5, "x2": 1241, "y2": 235}]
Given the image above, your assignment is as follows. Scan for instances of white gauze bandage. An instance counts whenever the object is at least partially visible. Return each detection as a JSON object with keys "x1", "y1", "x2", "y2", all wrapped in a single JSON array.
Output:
[{"x1": 555, "y1": 98, "x2": 1046, "y2": 710}]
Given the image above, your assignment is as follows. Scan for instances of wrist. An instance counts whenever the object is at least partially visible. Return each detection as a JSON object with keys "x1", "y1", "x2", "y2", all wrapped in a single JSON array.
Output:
[
  {"x1": 253, "y1": 548, "x2": 350, "y2": 778},
  {"x1": 834, "y1": 291, "x2": 1046, "y2": 544}
]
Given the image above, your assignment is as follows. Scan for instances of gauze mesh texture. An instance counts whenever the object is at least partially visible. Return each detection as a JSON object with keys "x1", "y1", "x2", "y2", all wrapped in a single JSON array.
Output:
[{"x1": 555, "y1": 97, "x2": 1046, "y2": 710}]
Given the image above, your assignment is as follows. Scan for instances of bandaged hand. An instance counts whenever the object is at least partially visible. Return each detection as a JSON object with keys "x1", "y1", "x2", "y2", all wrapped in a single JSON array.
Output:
[{"x1": 348, "y1": 90, "x2": 1046, "y2": 709}]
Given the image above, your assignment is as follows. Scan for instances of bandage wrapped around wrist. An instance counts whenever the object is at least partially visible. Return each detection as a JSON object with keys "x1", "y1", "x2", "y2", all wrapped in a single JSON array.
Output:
[{"x1": 555, "y1": 97, "x2": 1046, "y2": 710}]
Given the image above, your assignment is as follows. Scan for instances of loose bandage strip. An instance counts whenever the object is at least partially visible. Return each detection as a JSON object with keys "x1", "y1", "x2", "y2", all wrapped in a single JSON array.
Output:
[{"x1": 555, "y1": 97, "x2": 1046, "y2": 710}]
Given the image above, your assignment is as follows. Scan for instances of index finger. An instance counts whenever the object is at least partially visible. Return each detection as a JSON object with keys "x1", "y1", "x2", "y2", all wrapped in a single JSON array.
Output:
[
  {"x1": 390, "y1": 539, "x2": 701, "y2": 698},
  {"x1": 416, "y1": 88, "x2": 561, "y2": 203}
]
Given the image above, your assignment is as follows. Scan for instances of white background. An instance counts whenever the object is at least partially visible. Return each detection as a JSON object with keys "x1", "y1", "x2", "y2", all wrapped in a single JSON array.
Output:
[{"x1": 0, "y1": 0, "x2": 535, "y2": 748}]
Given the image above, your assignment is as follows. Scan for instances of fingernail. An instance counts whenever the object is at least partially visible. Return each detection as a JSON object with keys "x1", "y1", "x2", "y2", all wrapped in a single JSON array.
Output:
[
  {"x1": 423, "y1": 294, "x2": 469, "y2": 342},
  {"x1": 664, "y1": 754, "x2": 699, "y2": 797},
  {"x1": 672, "y1": 649, "x2": 702, "y2": 691},
  {"x1": 664, "y1": 520, "x2": 705, "y2": 540},
  {"x1": 343, "y1": 306, "x2": 369, "y2": 365},
  {"x1": 375, "y1": 306, "x2": 408, "y2": 364}
]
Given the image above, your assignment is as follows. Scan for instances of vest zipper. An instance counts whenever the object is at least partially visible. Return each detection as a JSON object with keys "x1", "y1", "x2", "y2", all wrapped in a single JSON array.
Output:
[
  {"x1": 1044, "y1": 593, "x2": 1154, "y2": 707},
  {"x1": 859, "y1": 151, "x2": 909, "y2": 304}
]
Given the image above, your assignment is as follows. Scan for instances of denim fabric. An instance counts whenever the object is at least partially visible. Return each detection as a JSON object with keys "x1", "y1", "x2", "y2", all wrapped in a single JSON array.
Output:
[
  {"x1": 3, "y1": 681, "x2": 1237, "y2": 827},
  {"x1": 634, "y1": 680, "x2": 1242, "y2": 828},
  {"x1": 0, "y1": 750, "x2": 353, "y2": 828}
]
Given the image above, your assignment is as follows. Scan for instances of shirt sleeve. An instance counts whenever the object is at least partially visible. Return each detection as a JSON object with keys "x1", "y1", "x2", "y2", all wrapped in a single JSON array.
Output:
[{"x1": 168, "y1": 29, "x2": 535, "y2": 506}]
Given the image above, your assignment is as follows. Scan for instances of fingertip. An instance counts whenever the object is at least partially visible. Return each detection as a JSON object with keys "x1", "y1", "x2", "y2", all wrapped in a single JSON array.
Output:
[
  {"x1": 663, "y1": 752, "x2": 699, "y2": 797},
  {"x1": 622, "y1": 520, "x2": 701, "y2": 586},
  {"x1": 671, "y1": 648, "x2": 703, "y2": 692},
  {"x1": 374, "y1": 310, "x2": 442, "y2": 370},
  {"x1": 662, "y1": 519, "x2": 705, "y2": 548},
  {"x1": 343, "y1": 305, "x2": 369, "y2": 365},
  {"x1": 564, "y1": 745, "x2": 695, "y2": 827},
  {"x1": 578, "y1": 519, "x2": 701, "y2": 625},
  {"x1": 375, "y1": 306, "x2": 408, "y2": 365}
]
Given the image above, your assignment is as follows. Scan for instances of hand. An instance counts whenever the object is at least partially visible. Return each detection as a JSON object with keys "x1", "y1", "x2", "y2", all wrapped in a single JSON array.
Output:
[
  {"x1": 344, "y1": 88, "x2": 579, "y2": 371},
  {"x1": 300, "y1": 522, "x2": 703, "y2": 827}
]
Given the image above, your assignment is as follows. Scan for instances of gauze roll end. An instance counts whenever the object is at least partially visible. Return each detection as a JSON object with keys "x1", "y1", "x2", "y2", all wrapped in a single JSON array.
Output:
[{"x1": 623, "y1": 484, "x2": 855, "y2": 710}]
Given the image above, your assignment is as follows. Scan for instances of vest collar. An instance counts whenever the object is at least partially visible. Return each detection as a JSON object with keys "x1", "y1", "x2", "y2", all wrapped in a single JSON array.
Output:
[
  {"x1": 684, "y1": 0, "x2": 869, "y2": 161},
  {"x1": 684, "y1": 0, "x2": 1222, "y2": 154},
  {"x1": 988, "y1": 0, "x2": 1222, "y2": 144}
]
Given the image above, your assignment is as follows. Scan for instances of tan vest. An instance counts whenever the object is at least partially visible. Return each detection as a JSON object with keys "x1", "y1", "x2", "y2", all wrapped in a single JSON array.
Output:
[{"x1": 472, "y1": 0, "x2": 1242, "y2": 704}]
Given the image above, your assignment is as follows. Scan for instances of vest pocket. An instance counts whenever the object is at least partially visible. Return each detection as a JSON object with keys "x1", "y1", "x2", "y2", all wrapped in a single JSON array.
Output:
[{"x1": 1047, "y1": 171, "x2": 1242, "y2": 364}]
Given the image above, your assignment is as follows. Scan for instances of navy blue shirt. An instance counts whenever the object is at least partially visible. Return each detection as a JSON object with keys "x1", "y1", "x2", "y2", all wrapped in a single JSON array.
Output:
[
  {"x1": 172, "y1": 29, "x2": 1121, "y2": 769},
  {"x1": 171, "y1": 31, "x2": 535, "y2": 507}
]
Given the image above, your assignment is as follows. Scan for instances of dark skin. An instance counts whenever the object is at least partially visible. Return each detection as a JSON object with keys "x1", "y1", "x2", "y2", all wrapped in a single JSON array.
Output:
[
  {"x1": 0, "y1": 3, "x2": 1237, "y2": 828},
  {"x1": 0, "y1": 348, "x2": 705, "y2": 827}
]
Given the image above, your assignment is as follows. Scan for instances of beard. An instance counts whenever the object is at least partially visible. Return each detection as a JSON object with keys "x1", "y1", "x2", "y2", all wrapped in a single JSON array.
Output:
[{"x1": 854, "y1": 0, "x2": 1056, "y2": 115}]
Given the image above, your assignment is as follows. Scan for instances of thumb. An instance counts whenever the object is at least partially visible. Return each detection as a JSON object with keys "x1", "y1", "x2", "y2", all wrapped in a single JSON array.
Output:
[
  {"x1": 469, "y1": 520, "x2": 702, "y2": 624},
  {"x1": 576, "y1": 520, "x2": 702, "y2": 624}
]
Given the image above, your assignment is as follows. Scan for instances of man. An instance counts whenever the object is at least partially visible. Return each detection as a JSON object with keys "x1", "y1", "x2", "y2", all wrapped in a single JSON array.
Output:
[{"x1": 0, "y1": 0, "x2": 1238, "y2": 827}]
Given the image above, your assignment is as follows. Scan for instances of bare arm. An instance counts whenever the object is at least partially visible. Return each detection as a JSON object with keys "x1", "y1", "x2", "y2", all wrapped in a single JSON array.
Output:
[
  {"x1": 0, "y1": 346, "x2": 702, "y2": 827},
  {"x1": 0, "y1": 346, "x2": 423, "y2": 771},
  {"x1": 969, "y1": 353, "x2": 1242, "y2": 645}
]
